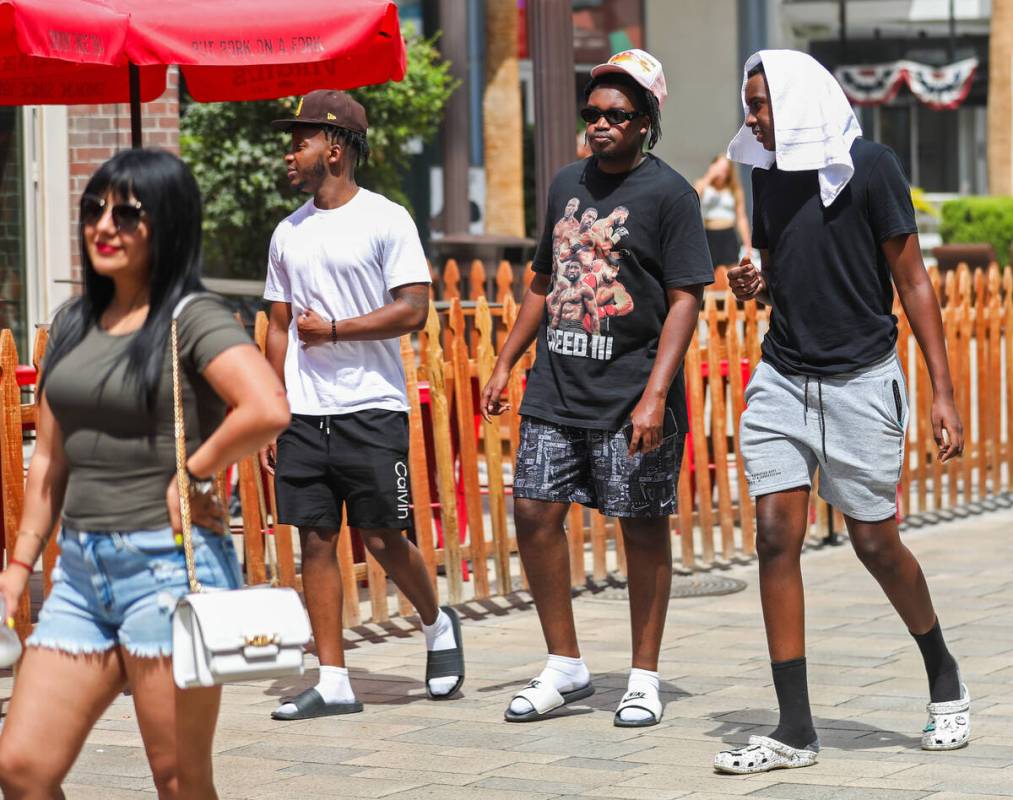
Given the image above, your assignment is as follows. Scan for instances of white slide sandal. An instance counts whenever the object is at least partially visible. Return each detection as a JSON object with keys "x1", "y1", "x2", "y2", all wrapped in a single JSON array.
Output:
[
  {"x1": 503, "y1": 678, "x2": 595, "y2": 722},
  {"x1": 613, "y1": 688, "x2": 663, "y2": 728},
  {"x1": 713, "y1": 735, "x2": 819, "y2": 775}
]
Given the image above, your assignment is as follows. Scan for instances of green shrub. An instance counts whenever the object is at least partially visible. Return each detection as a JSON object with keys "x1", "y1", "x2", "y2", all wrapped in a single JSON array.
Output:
[
  {"x1": 180, "y1": 28, "x2": 456, "y2": 280},
  {"x1": 940, "y1": 196, "x2": 1013, "y2": 266}
]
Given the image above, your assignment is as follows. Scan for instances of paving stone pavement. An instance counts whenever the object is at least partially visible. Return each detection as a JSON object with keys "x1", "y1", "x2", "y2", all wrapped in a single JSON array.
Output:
[{"x1": 4, "y1": 509, "x2": 1013, "y2": 799}]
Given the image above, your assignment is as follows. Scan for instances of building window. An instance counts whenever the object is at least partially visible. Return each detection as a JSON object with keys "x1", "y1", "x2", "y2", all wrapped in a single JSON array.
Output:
[
  {"x1": 572, "y1": 0, "x2": 644, "y2": 65},
  {"x1": 869, "y1": 100, "x2": 985, "y2": 194},
  {"x1": 518, "y1": 0, "x2": 646, "y2": 126},
  {"x1": 518, "y1": 0, "x2": 645, "y2": 62},
  {"x1": 0, "y1": 108, "x2": 27, "y2": 356},
  {"x1": 812, "y1": 34, "x2": 989, "y2": 196}
]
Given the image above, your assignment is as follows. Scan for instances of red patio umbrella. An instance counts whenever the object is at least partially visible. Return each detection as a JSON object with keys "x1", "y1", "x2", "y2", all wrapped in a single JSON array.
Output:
[{"x1": 0, "y1": 0, "x2": 405, "y2": 146}]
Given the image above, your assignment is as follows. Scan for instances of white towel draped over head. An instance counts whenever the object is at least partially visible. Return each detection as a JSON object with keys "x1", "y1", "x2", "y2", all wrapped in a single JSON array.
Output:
[{"x1": 727, "y1": 50, "x2": 863, "y2": 207}]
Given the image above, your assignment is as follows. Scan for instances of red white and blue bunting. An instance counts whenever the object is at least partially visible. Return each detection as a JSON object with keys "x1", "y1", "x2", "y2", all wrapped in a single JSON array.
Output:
[{"x1": 835, "y1": 58, "x2": 978, "y2": 110}]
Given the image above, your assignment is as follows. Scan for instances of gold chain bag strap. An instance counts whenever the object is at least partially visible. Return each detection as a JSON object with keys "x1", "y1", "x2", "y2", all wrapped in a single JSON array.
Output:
[
  {"x1": 169, "y1": 294, "x2": 310, "y2": 688},
  {"x1": 170, "y1": 315, "x2": 202, "y2": 593}
]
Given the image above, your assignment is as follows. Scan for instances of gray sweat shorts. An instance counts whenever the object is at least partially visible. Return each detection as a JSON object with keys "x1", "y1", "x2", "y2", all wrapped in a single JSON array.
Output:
[{"x1": 740, "y1": 353, "x2": 908, "y2": 521}]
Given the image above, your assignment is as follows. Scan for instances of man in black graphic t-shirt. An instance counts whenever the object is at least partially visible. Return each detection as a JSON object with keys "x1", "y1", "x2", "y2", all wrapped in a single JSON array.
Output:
[
  {"x1": 713, "y1": 51, "x2": 969, "y2": 776},
  {"x1": 481, "y1": 49, "x2": 712, "y2": 729}
]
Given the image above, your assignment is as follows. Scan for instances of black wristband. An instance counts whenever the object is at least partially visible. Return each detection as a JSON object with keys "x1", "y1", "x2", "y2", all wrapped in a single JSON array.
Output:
[
  {"x1": 331, "y1": 318, "x2": 337, "y2": 343},
  {"x1": 187, "y1": 469, "x2": 214, "y2": 495}
]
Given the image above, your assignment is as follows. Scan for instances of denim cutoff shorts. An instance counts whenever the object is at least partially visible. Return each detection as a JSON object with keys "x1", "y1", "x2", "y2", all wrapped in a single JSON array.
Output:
[{"x1": 27, "y1": 526, "x2": 243, "y2": 658}]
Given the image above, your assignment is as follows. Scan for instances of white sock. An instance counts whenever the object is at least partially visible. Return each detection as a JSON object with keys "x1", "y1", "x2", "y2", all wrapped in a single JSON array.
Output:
[
  {"x1": 618, "y1": 667, "x2": 660, "y2": 723},
  {"x1": 423, "y1": 609, "x2": 460, "y2": 696},
  {"x1": 509, "y1": 654, "x2": 590, "y2": 715},
  {"x1": 274, "y1": 665, "x2": 355, "y2": 714}
]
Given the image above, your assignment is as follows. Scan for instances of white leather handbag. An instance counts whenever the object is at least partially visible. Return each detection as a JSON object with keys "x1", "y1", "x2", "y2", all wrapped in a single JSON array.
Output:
[
  {"x1": 168, "y1": 296, "x2": 311, "y2": 689},
  {"x1": 172, "y1": 584, "x2": 309, "y2": 688}
]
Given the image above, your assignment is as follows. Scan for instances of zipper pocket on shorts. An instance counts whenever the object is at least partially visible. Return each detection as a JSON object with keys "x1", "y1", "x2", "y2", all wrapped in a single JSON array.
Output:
[{"x1": 891, "y1": 379, "x2": 903, "y2": 425}]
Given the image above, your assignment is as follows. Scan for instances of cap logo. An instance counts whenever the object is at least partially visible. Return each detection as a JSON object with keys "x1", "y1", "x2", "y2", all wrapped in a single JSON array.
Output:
[
  {"x1": 327, "y1": 112, "x2": 337, "y2": 120},
  {"x1": 609, "y1": 50, "x2": 656, "y2": 73},
  {"x1": 295, "y1": 97, "x2": 304, "y2": 117}
]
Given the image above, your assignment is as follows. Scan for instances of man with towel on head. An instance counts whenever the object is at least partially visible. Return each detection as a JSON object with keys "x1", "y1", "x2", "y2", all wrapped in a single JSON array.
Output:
[{"x1": 713, "y1": 51, "x2": 970, "y2": 775}]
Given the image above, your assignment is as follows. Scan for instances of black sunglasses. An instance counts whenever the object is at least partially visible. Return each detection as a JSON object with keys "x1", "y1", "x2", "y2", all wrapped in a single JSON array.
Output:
[
  {"x1": 80, "y1": 194, "x2": 146, "y2": 233},
  {"x1": 579, "y1": 106, "x2": 643, "y2": 126}
]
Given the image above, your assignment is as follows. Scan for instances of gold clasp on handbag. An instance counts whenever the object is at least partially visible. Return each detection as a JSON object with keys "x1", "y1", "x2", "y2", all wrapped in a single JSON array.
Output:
[{"x1": 244, "y1": 634, "x2": 279, "y2": 647}]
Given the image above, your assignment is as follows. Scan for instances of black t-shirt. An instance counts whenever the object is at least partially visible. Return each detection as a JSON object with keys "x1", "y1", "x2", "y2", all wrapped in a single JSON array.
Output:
[
  {"x1": 520, "y1": 155, "x2": 714, "y2": 432},
  {"x1": 752, "y1": 137, "x2": 918, "y2": 376}
]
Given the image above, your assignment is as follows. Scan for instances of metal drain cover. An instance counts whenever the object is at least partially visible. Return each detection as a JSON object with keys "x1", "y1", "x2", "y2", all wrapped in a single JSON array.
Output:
[{"x1": 579, "y1": 573, "x2": 747, "y2": 601}]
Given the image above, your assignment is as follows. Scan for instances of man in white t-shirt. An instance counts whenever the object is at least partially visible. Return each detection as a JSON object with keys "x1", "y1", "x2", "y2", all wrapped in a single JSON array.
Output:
[{"x1": 261, "y1": 90, "x2": 465, "y2": 720}]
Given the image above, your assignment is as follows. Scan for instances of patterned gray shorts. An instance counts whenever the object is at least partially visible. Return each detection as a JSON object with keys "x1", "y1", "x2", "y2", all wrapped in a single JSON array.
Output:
[{"x1": 513, "y1": 416, "x2": 686, "y2": 518}]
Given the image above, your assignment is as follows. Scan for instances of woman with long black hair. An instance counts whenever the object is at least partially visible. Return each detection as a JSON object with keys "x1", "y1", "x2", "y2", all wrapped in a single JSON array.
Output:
[{"x1": 0, "y1": 148, "x2": 290, "y2": 799}]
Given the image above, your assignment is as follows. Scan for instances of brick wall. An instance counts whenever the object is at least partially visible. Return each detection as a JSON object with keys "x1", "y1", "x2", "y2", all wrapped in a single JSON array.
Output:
[{"x1": 67, "y1": 68, "x2": 180, "y2": 284}]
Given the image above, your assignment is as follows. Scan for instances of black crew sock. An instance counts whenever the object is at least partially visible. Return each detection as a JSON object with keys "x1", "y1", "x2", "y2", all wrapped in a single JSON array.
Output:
[
  {"x1": 912, "y1": 618, "x2": 961, "y2": 703},
  {"x1": 768, "y1": 657, "x2": 818, "y2": 750}
]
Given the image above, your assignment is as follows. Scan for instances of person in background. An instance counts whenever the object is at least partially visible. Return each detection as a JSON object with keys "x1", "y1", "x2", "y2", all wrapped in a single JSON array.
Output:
[
  {"x1": 0, "y1": 149, "x2": 289, "y2": 798},
  {"x1": 694, "y1": 154, "x2": 751, "y2": 269}
]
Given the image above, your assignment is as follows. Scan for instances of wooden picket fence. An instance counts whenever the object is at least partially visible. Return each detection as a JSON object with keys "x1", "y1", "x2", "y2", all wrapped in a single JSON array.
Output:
[
  {"x1": 896, "y1": 263, "x2": 1013, "y2": 516},
  {"x1": 1, "y1": 262, "x2": 1012, "y2": 637}
]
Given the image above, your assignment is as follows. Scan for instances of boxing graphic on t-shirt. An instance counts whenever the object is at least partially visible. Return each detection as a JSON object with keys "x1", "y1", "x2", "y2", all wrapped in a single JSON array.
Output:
[
  {"x1": 552, "y1": 197, "x2": 581, "y2": 246},
  {"x1": 595, "y1": 262, "x2": 634, "y2": 320},
  {"x1": 546, "y1": 199, "x2": 634, "y2": 360},
  {"x1": 548, "y1": 260, "x2": 600, "y2": 333}
]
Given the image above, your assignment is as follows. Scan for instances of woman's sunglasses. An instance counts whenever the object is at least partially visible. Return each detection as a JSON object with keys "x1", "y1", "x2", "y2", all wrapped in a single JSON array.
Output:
[
  {"x1": 579, "y1": 107, "x2": 643, "y2": 126},
  {"x1": 80, "y1": 194, "x2": 146, "y2": 234}
]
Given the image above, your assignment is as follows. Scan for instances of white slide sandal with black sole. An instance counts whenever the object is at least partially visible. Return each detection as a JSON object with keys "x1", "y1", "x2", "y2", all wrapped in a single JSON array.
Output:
[
  {"x1": 713, "y1": 735, "x2": 819, "y2": 775},
  {"x1": 613, "y1": 689, "x2": 663, "y2": 728},
  {"x1": 503, "y1": 679, "x2": 595, "y2": 722},
  {"x1": 922, "y1": 683, "x2": 971, "y2": 750}
]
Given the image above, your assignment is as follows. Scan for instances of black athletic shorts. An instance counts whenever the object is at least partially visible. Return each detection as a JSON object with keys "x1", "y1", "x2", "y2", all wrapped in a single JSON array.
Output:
[{"x1": 274, "y1": 410, "x2": 413, "y2": 531}]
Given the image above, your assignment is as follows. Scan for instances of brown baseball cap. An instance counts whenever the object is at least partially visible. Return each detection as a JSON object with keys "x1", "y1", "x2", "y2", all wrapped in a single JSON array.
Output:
[{"x1": 271, "y1": 90, "x2": 368, "y2": 134}]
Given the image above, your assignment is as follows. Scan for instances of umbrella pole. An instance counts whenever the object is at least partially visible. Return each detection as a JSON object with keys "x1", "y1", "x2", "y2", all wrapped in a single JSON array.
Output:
[{"x1": 129, "y1": 63, "x2": 142, "y2": 148}]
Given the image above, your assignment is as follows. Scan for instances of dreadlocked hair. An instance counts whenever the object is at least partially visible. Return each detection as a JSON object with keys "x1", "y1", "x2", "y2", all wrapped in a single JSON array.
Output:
[
  {"x1": 321, "y1": 125, "x2": 370, "y2": 170},
  {"x1": 583, "y1": 73, "x2": 662, "y2": 151}
]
